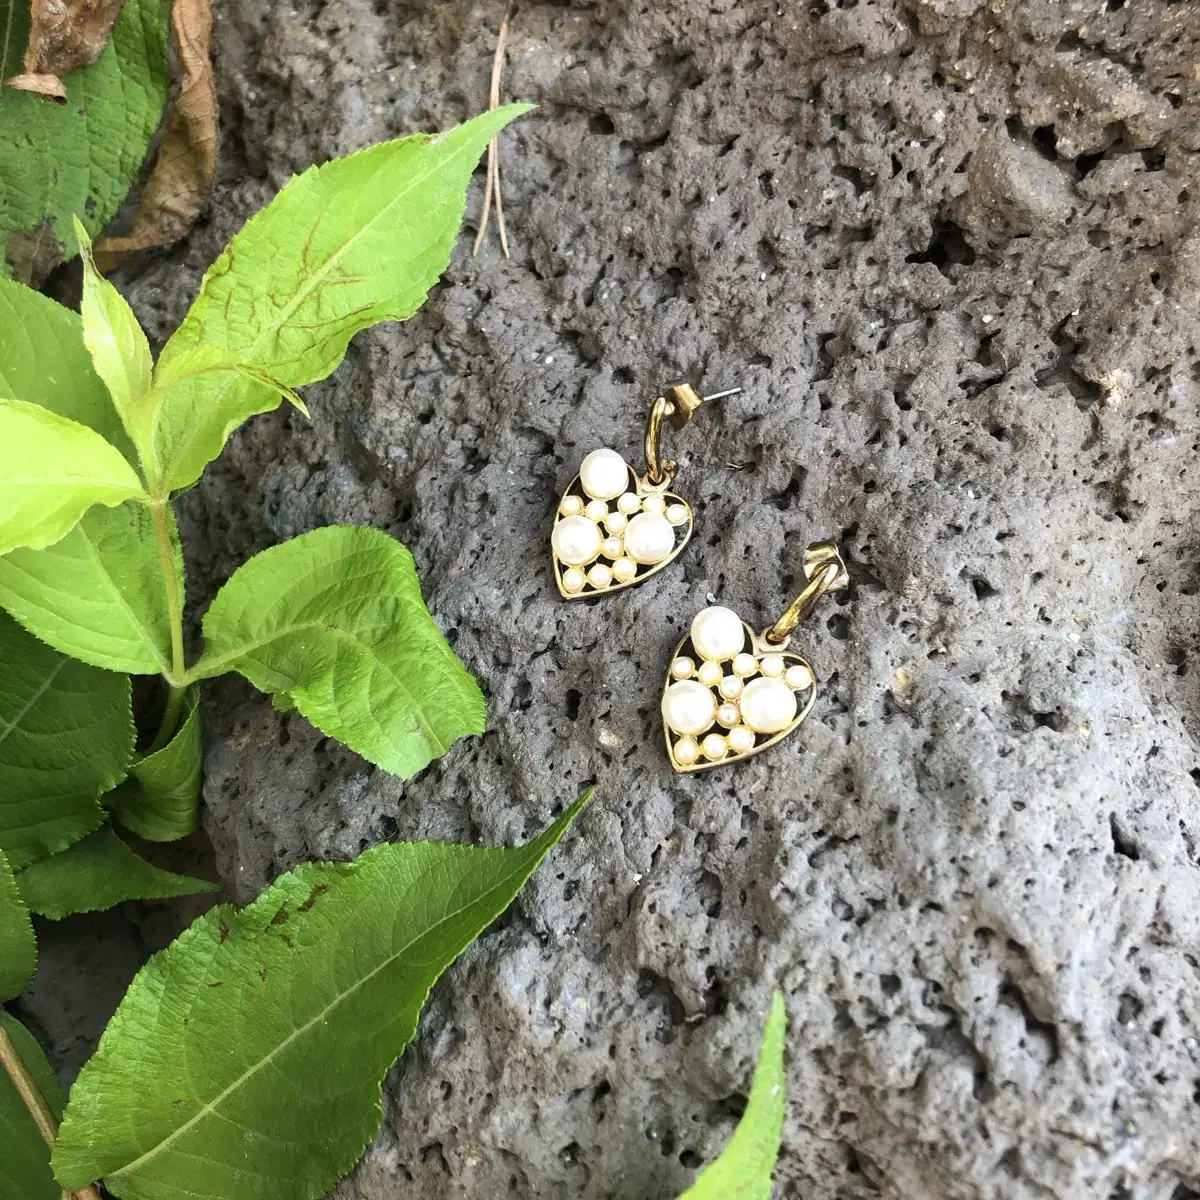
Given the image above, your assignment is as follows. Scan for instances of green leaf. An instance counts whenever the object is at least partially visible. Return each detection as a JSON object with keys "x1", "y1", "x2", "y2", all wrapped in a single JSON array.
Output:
[
  {"x1": 0, "y1": 1013, "x2": 64, "y2": 1200},
  {"x1": 0, "y1": 0, "x2": 171, "y2": 283},
  {"x1": 109, "y1": 688, "x2": 202, "y2": 841},
  {"x1": 0, "y1": 277, "x2": 136, "y2": 459},
  {"x1": 678, "y1": 992, "x2": 787, "y2": 1200},
  {"x1": 0, "y1": 500, "x2": 175, "y2": 675},
  {"x1": 54, "y1": 791, "x2": 591, "y2": 1200},
  {"x1": 15, "y1": 827, "x2": 217, "y2": 920},
  {"x1": 0, "y1": 611, "x2": 134, "y2": 868},
  {"x1": 0, "y1": 397, "x2": 148, "y2": 555},
  {"x1": 0, "y1": 848, "x2": 35, "y2": 1001},
  {"x1": 150, "y1": 105, "x2": 529, "y2": 491},
  {"x1": 76, "y1": 218, "x2": 154, "y2": 446},
  {"x1": 192, "y1": 525, "x2": 485, "y2": 778}
]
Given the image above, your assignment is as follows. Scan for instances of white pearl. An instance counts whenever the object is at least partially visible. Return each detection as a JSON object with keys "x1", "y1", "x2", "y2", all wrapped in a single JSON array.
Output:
[
  {"x1": 624, "y1": 512, "x2": 675, "y2": 564},
  {"x1": 786, "y1": 663, "x2": 815, "y2": 690},
  {"x1": 618, "y1": 491, "x2": 641, "y2": 514},
  {"x1": 612, "y1": 557, "x2": 637, "y2": 582},
  {"x1": 701, "y1": 733, "x2": 728, "y2": 760},
  {"x1": 717, "y1": 702, "x2": 740, "y2": 727},
  {"x1": 585, "y1": 499, "x2": 609, "y2": 522},
  {"x1": 588, "y1": 563, "x2": 612, "y2": 589},
  {"x1": 690, "y1": 606, "x2": 744, "y2": 661},
  {"x1": 670, "y1": 657, "x2": 695, "y2": 680},
  {"x1": 733, "y1": 653, "x2": 758, "y2": 677},
  {"x1": 728, "y1": 726, "x2": 755, "y2": 754},
  {"x1": 760, "y1": 654, "x2": 785, "y2": 678},
  {"x1": 666, "y1": 503, "x2": 688, "y2": 525},
  {"x1": 719, "y1": 674, "x2": 743, "y2": 700},
  {"x1": 562, "y1": 567, "x2": 586, "y2": 593},
  {"x1": 559, "y1": 495, "x2": 583, "y2": 516},
  {"x1": 552, "y1": 515, "x2": 602, "y2": 565},
  {"x1": 739, "y1": 677, "x2": 797, "y2": 734},
  {"x1": 579, "y1": 448, "x2": 629, "y2": 500},
  {"x1": 602, "y1": 536, "x2": 624, "y2": 559},
  {"x1": 642, "y1": 494, "x2": 666, "y2": 515},
  {"x1": 662, "y1": 680, "x2": 717, "y2": 736},
  {"x1": 674, "y1": 736, "x2": 700, "y2": 766},
  {"x1": 604, "y1": 511, "x2": 627, "y2": 535},
  {"x1": 698, "y1": 661, "x2": 722, "y2": 687}
]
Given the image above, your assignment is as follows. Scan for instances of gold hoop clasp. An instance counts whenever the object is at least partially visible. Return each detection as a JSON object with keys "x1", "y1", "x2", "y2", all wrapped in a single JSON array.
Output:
[
  {"x1": 643, "y1": 383, "x2": 742, "y2": 487},
  {"x1": 763, "y1": 541, "x2": 850, "y2": 645}
]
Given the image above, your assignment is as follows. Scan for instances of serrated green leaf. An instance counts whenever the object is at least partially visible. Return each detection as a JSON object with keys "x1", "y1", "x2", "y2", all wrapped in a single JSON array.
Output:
[
  {"x1": 0, "y1": 277, "x2": 135, "y2": 459},
  {"x1": 0, "y1": 611, "x2": 134, "y2": 868},
  {"x1": 0, "y1": 500, "x2": 175, "y2": 675},
  {"x1": 191, "y1": 525, "x2": 485, "y2": 778},
  {"x1": 149, "y1": 105, "x2": 530, "y2": 492},
  {"x1": 76, "y1": 218, "x2": 154, "y2": 446},
  {"x1": 54, "y1": 791, "x2": 591, "y2": 1200},
  {"x1": 0, "y1": 397, "x2": 148, "y2": 555},
  {"x1": 109, "y1": 688, "x2": 202, "y2": 841},
  {"x1": 15, "y1": 826, "x2": 217, "y2": 920},
  {"x1": 0, "y1": 1013, "x2": 64, "y2": 1200},
  {"x1": 0, "y1": 0, "x2": 171, "y2": 283},
  {"x1": 0, "y1": 848, "x2": 35, "y2": 1000},
  {"x1": 678, "y1": 992, "x2": 787, "y2": 1200}
]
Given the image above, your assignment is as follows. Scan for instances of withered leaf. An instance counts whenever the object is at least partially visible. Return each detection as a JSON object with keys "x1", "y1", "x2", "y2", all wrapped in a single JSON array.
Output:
[{"x1": 16, "y1": 0, "x2": 129, "y2": 95}]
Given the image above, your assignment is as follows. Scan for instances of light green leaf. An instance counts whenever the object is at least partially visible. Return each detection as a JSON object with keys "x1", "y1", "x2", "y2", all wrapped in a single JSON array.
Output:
[
  {"x1": 191, "y1": 525, "x2": 485, "y2": 778},
  {"x1": 678, "y1": 992, "x2": 787, "y2": 1200},
  {"x1": 76, "y1": 218, "x2": 154, "y2": 448},
  {"x1": 0, "y1": 500, "x2": 175, "y2": 675},
  {"x1": 54, "y1": 792, "x2": 591, "y2": 1200},
  {"x1": 0, "y1": 848, "x2": 35, "y2": 1001},
  {"x1": 0, "y1": 611, "x2": 134, "y2": 868},
  {"x1": 15, "y1": 827, "x2": 217, "y2": 920},
  {"x1": 0, "y1": 1013, "x2": 64, "y2": 1200},
  {"x1": 109, "y1": 688, "x2": 202, "y2": 841},
  {"x1": 0, "y1": 397, "x2": 148, "y2": 555},
  {"x1": 0, "y1": 277, "x2": 135, "y2": 459},
  {"x1": 0, "y1": 0, "x2": 171, "y2": 284},
  {"x1": 150, "y1": 105, "x2": 530, "y2": 492}
]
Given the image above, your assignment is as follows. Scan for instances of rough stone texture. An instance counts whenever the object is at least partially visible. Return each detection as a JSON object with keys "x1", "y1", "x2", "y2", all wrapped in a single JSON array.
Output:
[{"x1": 112, "y1": 0, "x2": 1200, "y2": 1197}]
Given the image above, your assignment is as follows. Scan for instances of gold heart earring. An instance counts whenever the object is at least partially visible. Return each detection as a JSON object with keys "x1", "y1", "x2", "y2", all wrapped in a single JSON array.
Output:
[
  {"x1": 661, "y1": 542, "x2": 850, "y2": 772},
  {"x1": 550, "y1": 383, "x2": 741, "y2": 598}
]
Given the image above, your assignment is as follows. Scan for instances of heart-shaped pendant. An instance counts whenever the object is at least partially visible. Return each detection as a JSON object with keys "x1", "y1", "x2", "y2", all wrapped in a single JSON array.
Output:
[{"x1": 551, "y1": 447, "x2": 693, "y2": 598}]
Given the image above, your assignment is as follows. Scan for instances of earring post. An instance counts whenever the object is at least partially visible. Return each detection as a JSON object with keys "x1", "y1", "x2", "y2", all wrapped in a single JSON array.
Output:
[{"x1": 702, "y1": 387, "x2": 743, "y2": 403}]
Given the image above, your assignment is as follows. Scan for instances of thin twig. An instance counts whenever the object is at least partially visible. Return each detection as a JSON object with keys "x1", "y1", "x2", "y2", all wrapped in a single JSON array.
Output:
[
  {"x1": 473, "y1": 10, "x2": 511, "y2": 257},
  {"x1": 0, "y1": 1023, "x2": 101, "y2": 1199}
]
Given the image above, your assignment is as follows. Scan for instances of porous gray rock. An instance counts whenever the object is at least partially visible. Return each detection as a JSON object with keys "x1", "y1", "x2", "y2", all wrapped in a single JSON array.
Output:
[{"x1": 115, "y1": 0, "x2": 1200, "y2": 1197}]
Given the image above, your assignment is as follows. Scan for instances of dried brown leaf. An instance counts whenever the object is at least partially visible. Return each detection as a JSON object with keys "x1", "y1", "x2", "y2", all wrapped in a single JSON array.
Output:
[
  {"x1": 94, "y1": 0, "x2": 216, "y2": 269},
  {"x1": 22, "y1": 0, "x2": 128, "y2": 79},
  {"x1": 1, "y1": 71, "x2": 67, "y2": 100}
]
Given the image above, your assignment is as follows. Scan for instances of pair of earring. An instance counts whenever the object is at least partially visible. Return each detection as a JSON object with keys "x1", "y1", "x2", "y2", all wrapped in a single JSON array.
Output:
[{"x1": 550, "y1": 384, "x2": 849, "y2": 774}]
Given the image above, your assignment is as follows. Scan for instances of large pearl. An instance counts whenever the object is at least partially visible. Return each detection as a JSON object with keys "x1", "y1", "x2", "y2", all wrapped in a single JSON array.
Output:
[
  {"x1": 624, "y1": 512, "x2": 675, "y2": 564},
  {"x1": 662, "y1": 680, "x2": 717, "y2": 736},
  {"x1": 739, "y1": 676, "x2": 798, "y2": 734},
  {"x1": 552, "y1": 514, "x2": 602, "y2": 566},
  {"x1": 690, "y1": 606, "x2": 745, "y2": 661},
  {"x1": 579, "y1": 448, "x2": 629, "y2": 501}
]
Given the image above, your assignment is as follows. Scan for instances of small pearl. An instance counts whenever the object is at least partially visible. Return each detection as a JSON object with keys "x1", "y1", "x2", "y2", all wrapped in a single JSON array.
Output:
[
  {"x1": 701, "y1": 733, "x2": 728, "y2": 760},
  {"x1": 671, "y1": 657, "x2": 695, "y2": 679},
  {"x1": 698, "y1": 661, "x2": 722, "y2": 687},
  {"x1": 717, "y1": 702, "x2": 740, "y2": 727},
  {"x1": 604, "y1": 511, "x2": 627, "y2": 535},
  {"x1": 642, "y1": 494, "x2": 667, "y2": 515},
  {"x1": 559, "y1": 495, "x2": 583, "y2": 516},
  {"x1": 662, "y1": 680, "x2": 717, "y2": 736},
  {"x1": 666, "y1": 503, "x2": 688, "y2": 525},
  {"x1": 719, "y1": 674, "x2": 743, "y2": 700},
  {"x1": 612, "y1": 557, "x2": 637, "y2": 582},
  {"x1": 552, "y1": 515, "x2": 602, "y2": 565},
  {"x1": 739, "y1": 676, "x2": 797, "y2": 734},
  {"x1": 733, "y1": 653, "x2": 759, "y2": 677},
  {"x1": 760, "y1": 654, "x2": 786, "y2": 678},
  {"x1": 786, "y1": 663, "x2": 815, "y2": 690},
  {"x1": 674, "y1": 737, "x2": 700, "y2": 766},
  {"x1": 585, "y1": 499, "x2": 609, "y2": 523},
  {"x1": 690, "y1": 606, "x2": 745, "y2": 661},
  {"x1": 728, "y1": 726, "x2": 756, "y2": 754},
  {"x1": 617, "y1": 492, "x2": 641, "y2": 514},
  {"x1": 588, "y1": 563, "x2": 612, "y2": 589},
  {"x1": 602, "y1": 536, "x2": 624, "y2": 559},
  {"x1": 562, "y1": 567, "x2": 586, "y2": 593},
  {"x1": 579, "y1": 448, "x2": 629, "y2": 500},
  {"x1": 624, "y1": 512, "x2": 675, "y2": 564}
]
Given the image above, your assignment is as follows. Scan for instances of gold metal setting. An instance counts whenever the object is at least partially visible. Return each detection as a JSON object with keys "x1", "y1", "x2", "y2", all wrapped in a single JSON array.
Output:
[{"x1": 661, "y1": 542, "x2": 849, "y2": 772}]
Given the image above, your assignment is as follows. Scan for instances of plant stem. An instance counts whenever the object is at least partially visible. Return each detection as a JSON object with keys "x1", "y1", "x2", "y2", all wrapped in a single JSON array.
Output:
[
  {"x1": 146, "y1": 683, "x2": 185, "y2": 755},
  {"x1": 150, "y1": 496, "x2": 187, "y2": 747},
  {"x1": 0, "y1": 1023, "x2": 102, "y2": 1200}
]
